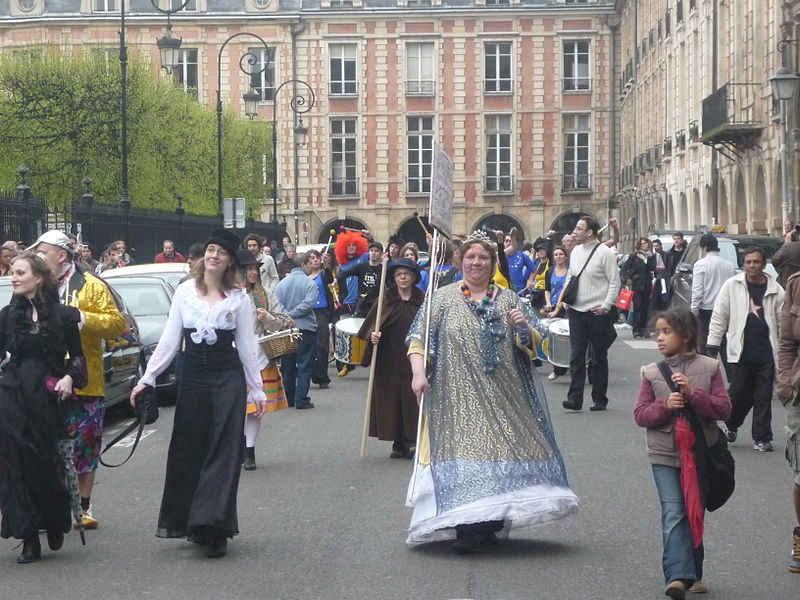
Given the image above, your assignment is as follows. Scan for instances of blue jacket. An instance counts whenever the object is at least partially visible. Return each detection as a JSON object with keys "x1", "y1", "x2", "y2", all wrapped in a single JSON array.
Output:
[{"x1": 276, "y1": 268, "x2": 318, "y2": 332}]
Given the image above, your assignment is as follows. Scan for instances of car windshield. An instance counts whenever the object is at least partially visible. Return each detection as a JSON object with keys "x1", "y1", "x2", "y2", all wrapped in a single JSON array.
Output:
[
  {"x1": 108, "y1": 282, "x2": 170, "y2": 317},
  {"x1": 0, "y1": 282, "x2": 12, "y2": 307},
  {"x1": 158, "y1": 271, "x2": 187, "y2": 289}
]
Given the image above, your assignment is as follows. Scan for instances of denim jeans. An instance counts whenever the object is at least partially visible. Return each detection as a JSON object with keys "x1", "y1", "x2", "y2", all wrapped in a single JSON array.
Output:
[
  {"x1": 652, "y1": 464, "x2": 703, "y2": 585},
  {"x1": 280, "y1": 329, "x2": 316, "y2": 407}
]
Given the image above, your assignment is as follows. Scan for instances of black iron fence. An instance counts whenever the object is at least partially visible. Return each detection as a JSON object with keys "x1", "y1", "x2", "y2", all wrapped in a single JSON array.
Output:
[{"x1": 0, "y1": 174, "x2": 286, "y2": 261}]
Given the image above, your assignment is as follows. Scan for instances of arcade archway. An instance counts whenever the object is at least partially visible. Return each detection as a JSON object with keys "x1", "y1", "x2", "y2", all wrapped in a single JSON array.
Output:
[
  {"x1": 316, "y1": 218, "x2": 369, "y2": 243},
  {"x1": 472, "y1": 214, "x2": 526, "y2": 245}
]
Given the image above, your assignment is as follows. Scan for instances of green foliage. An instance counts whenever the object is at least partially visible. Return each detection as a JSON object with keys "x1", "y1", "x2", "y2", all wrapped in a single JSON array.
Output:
[{"x1": 0, "y1": 47, "x2": 272, "y2": 215}]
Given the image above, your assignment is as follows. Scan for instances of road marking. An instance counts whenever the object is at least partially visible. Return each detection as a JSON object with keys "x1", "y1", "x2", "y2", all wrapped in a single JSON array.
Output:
[
  {"x1": 624, "y1": 340, "x2": 658, "y2": 349},
  {"x1": 111, "y1": 429, "x2": 157, "y2": 448}
]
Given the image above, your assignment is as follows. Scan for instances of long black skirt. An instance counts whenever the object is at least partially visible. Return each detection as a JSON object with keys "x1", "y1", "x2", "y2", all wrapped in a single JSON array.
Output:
[{"x1": 156, "y1": 340, "x2": 246, "y2": 540}]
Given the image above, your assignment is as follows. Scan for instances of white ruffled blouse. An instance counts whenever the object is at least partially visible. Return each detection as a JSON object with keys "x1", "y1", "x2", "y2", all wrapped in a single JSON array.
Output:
[{"x1": 137, "y1": 280, "x2": 266, "y2": 404}]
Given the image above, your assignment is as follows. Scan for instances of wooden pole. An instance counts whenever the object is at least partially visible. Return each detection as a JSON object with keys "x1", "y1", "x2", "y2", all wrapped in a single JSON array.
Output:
[
  {"x1": 413, "y1": 211, "x2": 430, "y2": 236},
  {"x1": 323, "y1": 229, "x2": 336, "y2": 255},
  {"x1": 360, "y1": 255, "x2": 390, "y2": 457}
]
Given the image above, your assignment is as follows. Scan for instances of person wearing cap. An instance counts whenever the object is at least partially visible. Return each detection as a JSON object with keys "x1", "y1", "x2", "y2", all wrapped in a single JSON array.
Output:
[
  {"x1": 130, "y1": 229, "x2": 268, "y2": 558},
  {"x1": 30, "y1": 229, "x2": 126, "y2": 531},
  {"x1": 238, "y1": 249, "x2": 289, "y2": 471},
  {"x1": 275, "y1": 252, "x2": 319, "y2": 410},
  {"x1": 339, "y1": 240, "x2": 386, "y2": 317},
  {"x1": 690, "y1": 233, "x2": 736, "y2": 355},
  {"x1": 357, "y1": 258, "x2": 425, "y2": 458}
]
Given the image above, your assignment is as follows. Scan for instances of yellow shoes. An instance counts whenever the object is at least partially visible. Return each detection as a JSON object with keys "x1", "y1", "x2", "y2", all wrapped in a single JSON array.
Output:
[{"x1": 74, "y1": 506, "x2": 99, "y2": 530}]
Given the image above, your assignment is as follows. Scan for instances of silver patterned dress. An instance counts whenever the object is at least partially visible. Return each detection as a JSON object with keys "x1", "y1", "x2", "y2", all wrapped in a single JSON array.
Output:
[{"x1": 405, "y1": 284, "x2": 578, "y2": 543}]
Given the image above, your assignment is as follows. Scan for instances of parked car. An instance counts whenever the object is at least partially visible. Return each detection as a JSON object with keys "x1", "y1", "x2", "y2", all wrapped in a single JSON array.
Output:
[
  {"x1": 102, "y1": 262, "x2": 189, "y2": 290},
  {"x1": 0, "y1": 276, "x2": 142, "y2": 410},
  {"x1": 103, "y1": 275, "x2": 177, "y2": 402},
  {"x1": 670, "y1": 234, "x2": 784, "y2": 310}
]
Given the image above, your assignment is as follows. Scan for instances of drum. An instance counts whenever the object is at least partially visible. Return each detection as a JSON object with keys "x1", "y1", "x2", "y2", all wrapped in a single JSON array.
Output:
[
  {"x1": 334, "y1": 317, "x2": 367, "y2": 365},
  {"x1": 546, "y1": 318, "x2": 571, "y2": 369},
  {"x1": 258, "y1": 329, "x2": 300, "y2": 360},
  {"x1": 536, "y1": 317, "x2": 555, "y2": 362}
]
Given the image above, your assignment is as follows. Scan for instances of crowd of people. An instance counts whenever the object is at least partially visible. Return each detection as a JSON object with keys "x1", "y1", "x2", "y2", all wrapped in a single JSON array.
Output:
[{"x1": 1, "y1": 218, "x2": 800, "y2": 600}]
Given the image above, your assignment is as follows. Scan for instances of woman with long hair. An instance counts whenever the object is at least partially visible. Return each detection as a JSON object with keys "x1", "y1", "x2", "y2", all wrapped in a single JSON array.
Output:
[
  {"x1": 0, "y1": 252, "x2": 87, "y2": 563},
  {"x1": 238, "y1": 250, "x2": 289, "y2": 471},
  {"x1": 130, "y1": 229, "x2": 267, "y2": 559}
]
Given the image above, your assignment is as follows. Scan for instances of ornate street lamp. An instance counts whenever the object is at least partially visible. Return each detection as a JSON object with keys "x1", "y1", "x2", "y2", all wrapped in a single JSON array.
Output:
[
  {"x1": 271, "y1": 80, "x2": 315, "y2": 224},
  {"x1": 772, "y1": 39, "x2": 800, "y2": 227},
  {"x1": 243, "y1": 87, "x2": 261, "y2": 120}
]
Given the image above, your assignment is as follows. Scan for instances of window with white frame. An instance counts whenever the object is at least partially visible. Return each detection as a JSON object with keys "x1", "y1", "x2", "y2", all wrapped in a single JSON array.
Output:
[
  {"x1": 563, "y1": 40, "x2": 591, "y2": 91},
  {"x1": 329, "y1": 43, "x2": 358, "y2": 96},
  {"x1": 406, "y1": 0, "x2": 432, "y2": 5},
  {"x1": 405, "y1": 42, "x2": 435, "y2": 96},
  {"x1": 330, "y1": 0, "x2": 354, "y2": 6},
  {"x1": 563, "y1": 114, "x2": 591, "y2": 190},
  {"x1": 171, "y1": 0, "x2": 197, "y2": 10},
  {"x1": 93, "y1": 0, "x2": 120, "y2": 12},
  {"x1": 331, "y1": 118, "x2": 358, "y2": 196},
  {"x1": 484, "y1": 42, "x2": 513, "y2": 93},
  {"x1": 407, "y1": 116, "x2": 434, "y2": 194},
  {"x1": 17, "y1": 0, "x2": 37, "y2": 12},
  {"x1": 485, "y1": 115, "x2": 513, "y2": 192},
  {"x1": 175, "y1": 49, "x2": 198, "y2": 98},
  {"x1": 485, "y1": 0, "x2": 511, "y2": 4},
  {"x1": 248, "y1": 47, "x2": 275, "y2": 102}
]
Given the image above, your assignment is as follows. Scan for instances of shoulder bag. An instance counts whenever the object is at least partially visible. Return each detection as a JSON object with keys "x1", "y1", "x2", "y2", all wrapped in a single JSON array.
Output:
[
  {"x1": 657, "y1": 361, "x2": 735, "y2": 511},
  {"x1": 560, "y1": 242, "x2": 601, "y2": 306}
]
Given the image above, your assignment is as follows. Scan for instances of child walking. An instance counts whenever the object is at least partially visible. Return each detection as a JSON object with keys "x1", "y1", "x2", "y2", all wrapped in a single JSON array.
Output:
[{"x1": 634, "y1": 308, "x2": 731, "y2": 600}]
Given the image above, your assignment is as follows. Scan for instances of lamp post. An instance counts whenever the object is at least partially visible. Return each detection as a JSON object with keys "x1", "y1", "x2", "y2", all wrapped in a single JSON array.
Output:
[
  {"x1": 772, "y1": 38, "x2": 800, "y2": 228},
  {"x1": 117, "y1": 0, "x2": 192, "y2": 247},
  {"x1": 270, "y1": 80, "x2": 315, "y2": 225}
]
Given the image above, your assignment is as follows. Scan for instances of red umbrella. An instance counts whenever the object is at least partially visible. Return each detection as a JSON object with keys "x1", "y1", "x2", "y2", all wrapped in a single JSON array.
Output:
[{"x1": 675, "y1": 415, "x2": 704, "y2": 548}]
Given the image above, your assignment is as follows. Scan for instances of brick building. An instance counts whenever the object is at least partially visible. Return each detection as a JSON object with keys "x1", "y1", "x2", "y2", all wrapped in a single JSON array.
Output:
[{"x1": 0, "y1": 0, "x2": 617, "y2": 246}]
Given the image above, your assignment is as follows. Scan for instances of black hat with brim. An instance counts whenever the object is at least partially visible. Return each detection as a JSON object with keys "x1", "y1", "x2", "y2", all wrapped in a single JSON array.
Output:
[
  {"x1": 387, "y1": 258, "x2": 422, "y2": 284},
  {"x1": 205, "y1": 228, "x2": 241, "y2": 262},
  {"x1": 236, "y1": 248, "x2": 262, "y2": 267}
]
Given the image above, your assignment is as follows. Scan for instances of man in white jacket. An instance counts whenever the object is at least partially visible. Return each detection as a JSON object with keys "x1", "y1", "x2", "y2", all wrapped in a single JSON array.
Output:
[{"x1": 708, "y1": 246, "x2": 785, "y2": 452}]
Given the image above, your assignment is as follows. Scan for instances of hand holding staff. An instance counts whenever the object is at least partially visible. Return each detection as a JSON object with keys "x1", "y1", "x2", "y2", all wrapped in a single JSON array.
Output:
[{"x1": 361, "y1": 255, "x2": 390, "y2": 457}]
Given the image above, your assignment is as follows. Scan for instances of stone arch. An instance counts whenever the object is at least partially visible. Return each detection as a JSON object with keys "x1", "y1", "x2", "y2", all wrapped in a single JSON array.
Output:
[
  {"x1": 735, "y1": 170, "x2": 747, "y2": 228},
  {"x1": 316, "y1": 217, "x2": 369, "y2": 243},
  {"x1": 666, "y1": 194, "x2": 675, "y2": 228},
  {"x1": 396, "y1": 214, "x2": 431, "y2": 251},
  {"x1": 718, "y1": 177, "x2": 730, "y2": 227},
  {"x1": 473, "y1": 213, "x2": 526, "y2": 245},
  {"x1": 692, "y1": 189, "x2": 702, "y2": 229},
  {"x1": 678, "y1": 192, "x2": 688, "y2": 229},
  {"x1": 752, "y1": 165, "x2": 768, "y2": 233}
]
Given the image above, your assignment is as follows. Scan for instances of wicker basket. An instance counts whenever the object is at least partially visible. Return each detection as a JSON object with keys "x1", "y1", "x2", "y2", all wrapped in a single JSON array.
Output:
[{"x1": 258, "y1": 329, "x2": 301, "y2": 360}]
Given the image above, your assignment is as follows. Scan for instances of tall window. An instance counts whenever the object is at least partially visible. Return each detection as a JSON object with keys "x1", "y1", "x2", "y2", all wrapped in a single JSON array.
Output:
[
  {"x1": 249, "y1": 47, "x2": 275, "y2": 102},
  {"x1": 330, "y1": 0, "x2": 354, "y2": 6},
  {"x1": 485, "y1": 0, "x2": 510, "y2": 4},
  {"x1": 93, "y1": 0, "x2": 119, "y2": 12},
  {"x1": 563, "y1": 41, "x2": 590, "y2": 91},
  {"x1": 485, "y1": 115, "x2": 513, "y2": 192},
  {"x1": 329, "y1": 43, "x2": 358, "y2": 95},
  {"x1": 175, "y1": 49, "x2": 198, "y2": 98},
  {"x1": 405, "y1": 42, "x2": 435, "y2": 95},
  {"x1": 406, "y1": 0, "x2": 432, "y2": 5},
  {"x1": 563, "y1": 114, "x2": 591, "y2": 190},
  {"x1": 407, "y1": 116, "x2": 434, "y2": 194},
  {"x1": 484, "y1": 42, "x2": 512, "y2": 93},
  {"x1": 331, "y1": 118, "x2": 358, "y2": 196},
  {"x1": 171, "y1": 0, "x2": 197, "y2": 10}
]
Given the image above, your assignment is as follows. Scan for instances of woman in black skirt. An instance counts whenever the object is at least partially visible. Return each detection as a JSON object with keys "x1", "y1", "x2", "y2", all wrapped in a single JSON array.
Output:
[{"x1": 130, "y1": 229, "x2": 267, "y2": 558}]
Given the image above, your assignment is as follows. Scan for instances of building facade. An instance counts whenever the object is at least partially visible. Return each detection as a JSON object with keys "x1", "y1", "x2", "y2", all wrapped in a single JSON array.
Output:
[
  {"x1": 0, "y1": 0, "x2": 617, "y2": 246},
  {"x1": 615, "y1": 0, "x2": 793, "y2": 242}
]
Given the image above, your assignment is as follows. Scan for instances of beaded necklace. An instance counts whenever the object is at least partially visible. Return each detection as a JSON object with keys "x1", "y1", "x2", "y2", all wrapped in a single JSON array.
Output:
[
  {"x1": 460, "y1": 282, "x2": 503, "y2": 373},
  {"x1": 460, "y1": 281, "x2": 496, "y2": 304}
]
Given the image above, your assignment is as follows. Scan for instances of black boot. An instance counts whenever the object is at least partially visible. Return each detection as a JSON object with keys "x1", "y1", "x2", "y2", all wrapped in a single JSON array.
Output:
[
  {"x1": 46, "y1": 529, "x2": 64, "y2": 551},
  {"x1": 17, "y1": 534, "x2": 41, "y2": 564},
  {"x1": 206, "y1": 534, "x2": 228, "y2": 558},
  {"x1": 243, "y1": 446, "x2": 256, "y2": 471}
]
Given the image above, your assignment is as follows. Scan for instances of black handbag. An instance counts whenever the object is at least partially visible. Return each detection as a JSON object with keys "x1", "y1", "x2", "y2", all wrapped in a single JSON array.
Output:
[
  {"x1": 560, "y1": 242, "x2": 601, "y2": 306},
  {"x1": 657, "y1": 361, "x2": 735, "y2": 512},
  {"x1": 99, "y1": 384, "x2": 158, "y2": 468}
]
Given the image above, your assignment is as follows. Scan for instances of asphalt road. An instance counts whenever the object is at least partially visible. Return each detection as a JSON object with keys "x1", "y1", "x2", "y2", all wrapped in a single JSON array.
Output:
[{"x1": 1, "y1": 326, "x2": 797, "y2": 600}]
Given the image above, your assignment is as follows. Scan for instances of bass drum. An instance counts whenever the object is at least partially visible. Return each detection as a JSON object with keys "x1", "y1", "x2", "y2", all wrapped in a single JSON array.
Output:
[
  {"x1": 546, "y1": 318, "x2": 571, "y2": 369},
  {"x1": 334, "y1": 317, "x2": 367, "y2": 365}
]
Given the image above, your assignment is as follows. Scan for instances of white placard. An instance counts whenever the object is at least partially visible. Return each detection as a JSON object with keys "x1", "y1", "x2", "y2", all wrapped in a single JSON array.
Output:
[{"x1": 429, "y1": 142, "x2": 454, "y2": 237}]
